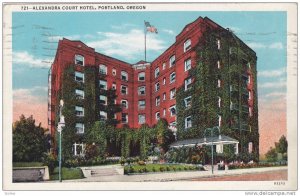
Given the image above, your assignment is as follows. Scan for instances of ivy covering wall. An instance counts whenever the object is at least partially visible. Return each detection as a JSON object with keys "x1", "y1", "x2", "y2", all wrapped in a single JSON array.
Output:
[{"x1": 176, "y1": 26, "x2": 259, "y2": 161}]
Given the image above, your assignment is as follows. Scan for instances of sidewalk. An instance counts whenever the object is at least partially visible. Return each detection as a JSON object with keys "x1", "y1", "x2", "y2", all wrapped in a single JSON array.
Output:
[{"x1": 63, "y1": 166, "x2": 287, "y2": 182}]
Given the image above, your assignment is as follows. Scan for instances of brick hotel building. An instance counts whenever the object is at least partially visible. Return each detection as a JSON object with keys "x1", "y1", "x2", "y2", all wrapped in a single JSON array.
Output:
[{"x1": 48, "y1": 17, "x2": 259, "y2": 158}]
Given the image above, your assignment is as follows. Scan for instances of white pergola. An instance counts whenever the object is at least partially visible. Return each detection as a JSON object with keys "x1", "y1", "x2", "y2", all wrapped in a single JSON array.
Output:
[{"x1": 170, "y1": 134, "x2": 239, "y2": 154}]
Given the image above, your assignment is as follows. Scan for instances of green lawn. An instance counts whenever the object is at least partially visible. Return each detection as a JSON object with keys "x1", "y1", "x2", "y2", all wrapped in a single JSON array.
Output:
[
  {"x1": 50, "y1": 167, "x2": 84, "y2": 180},
  {"x1": 13, "y1": 162, "x2": 44, "y2": 167}
]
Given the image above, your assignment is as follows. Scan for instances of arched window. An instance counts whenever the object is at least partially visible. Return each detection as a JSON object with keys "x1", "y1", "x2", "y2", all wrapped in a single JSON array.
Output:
[{"x1": 121, "y1": 71, "x2": 128, "y2": 81}]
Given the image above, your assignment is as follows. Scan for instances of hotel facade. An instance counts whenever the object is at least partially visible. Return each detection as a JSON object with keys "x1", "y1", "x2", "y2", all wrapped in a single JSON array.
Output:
[{"x1": 48, "y1": 17, "x2": 259, "y2": 158}]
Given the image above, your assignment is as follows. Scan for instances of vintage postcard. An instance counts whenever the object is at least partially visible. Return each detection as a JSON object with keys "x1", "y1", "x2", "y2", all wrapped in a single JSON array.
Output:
[{"x1": 2, "y1": 2, "x2": 298, "y2": 192}]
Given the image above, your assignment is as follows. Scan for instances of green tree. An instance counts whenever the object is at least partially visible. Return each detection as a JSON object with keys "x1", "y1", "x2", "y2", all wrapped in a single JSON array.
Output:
[
  {"x1": 13, "y1": 115, "x2": 49, "y2": 162},
  {"x1": 265, "y1": 147, "x2": 277, "y2": 162},
  {"x1": 156, "y1": 119, "x2": 175, "y2": 154},
  {"x1": 275, "y1": 135, "x2": 287, "y2": 154},
  {"x1": 85, "y1": 121, "x2": 108, "y2": 158}
]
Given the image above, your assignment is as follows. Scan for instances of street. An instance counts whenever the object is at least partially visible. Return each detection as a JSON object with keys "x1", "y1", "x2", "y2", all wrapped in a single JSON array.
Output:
[{"x1": 187, "y1": 169, "x2": 287, "y2": 181}]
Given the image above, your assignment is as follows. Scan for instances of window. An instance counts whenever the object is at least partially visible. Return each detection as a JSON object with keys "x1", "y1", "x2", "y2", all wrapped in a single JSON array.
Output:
[
  {"x1": 163, "y1": 77, "x2": 166, "y2": 85},
  {"x1": 184, "y1": 58, "x2": 192, "y2": 71},
  {"x1": 121, "y1": 85, "x2": 128, "y2": 95},
  {"x1": 155, "y1": 82, "x2": 160, "y2": 92},
  {"x1": 138, "y1": 114, "x2": 146, "y2": 124},
  {"x1": 169, "y1": 105, "x2": 176, "y2": 116},
  {"x1": 99, "y1": 95, "x2": 107, "y2": 105},
  {"x1": 218, "y1": 115, "x2": 222, "y2": 127},
  {"x1": 184, "y1": 96, "x2": 192, "y2": 108},
  {"x1": 162, "y1": 63, "x2": 166, "y2": 70},
  {"x1": 155, "y1": 96, "x2": 160, "y2": 106},
  {"x1": 75, "y1": 71, "x2": 84, "y2": 82},
  {"x1": 73, "y1": 142, "x2": 84, "y2": 156},
  {"x1": 185, "y1": 77, "x2": 192, "y2": 91},
  {"x1": 75, "y1": 55, "x2": 84, "y2": 66},
  {"x1": 100, "y1": 111, "x2": 107, "y2": 121},
  {"x1": 218, "y1": 96, "x2": 221, "y2": 108},
  {"x1": 170, "y1": 72, "x2": 176, "y2": 83},
  {"x1": 248, "y1": 75, "x2": 251, "y2": 84},
  {"x1": 121, "y1": 71, "x2": 128, "y2": 81},
  {"x1": 248, "y1": 142, "x2": 253, "y2": 153},
  {"x1": 75, "y1": 123, "x2": 84, "y2": 134},
  {"x1": 184, "y1": 39, "x2": 191, "y2": 52},
  {"x1": 112, "y1": 68, "x2": 116, "y2": 76},
  {"x1": 75, "y1": 106, "x2": 84, "y2": 117},
  {"x1": 163, "y1": 109, "x2": 166, "y2": 117},
  {"x1": 217, "y1": 60, "x2": 221, "y2": 69},
  {"x1": 121, "y1": 113, "x2": 128, "y2": 123},
  {"x1": 112, "y1": 83, "x2": 116, "y2": 90},
  {"x1": 216, "y1": 144, "x2": 224, "y2": 153},
  {"x1": 249, "y1": 91, "x2": 252, "y2": 100},
  {"x1": 138, "y1": 100, "x2": 146, "y2": 109},
  {"x1": 169, "y1": 55, "x2": 175, "y2": 67},
  {"x1": 155, "y1": 112, "x2": 160, "y2": 120},
  {"x1": 218, "y1": 79, "x2": 221, "y2": 88},
  {"x1": 75, "y1": 89, "x2": 84, "y2": 99},
  {"x1": 217, "y1": 39, "x2": 221, "y2": 50},
  {"x1": 138, "y1": 86, "x2": 146, "y2": 95},
  {"x1": 138, "y1": 72, "x2": 145, "y2": 81},
  {"x1": 185, "y1": 116, "x2": 192, "y2": 129},
  {"x1": 155, "y1": 67, "x2": 160, "y2": 78},
  {"x1": 121, "y1": 100, "x2": 128, "y2": 109},
  {"x1": 99, "y1": 64, "x2": 107, "y2": 75},
  {"x1": 249, "y1": 107, "x2": 253, "y2": 117},
  {"x1": 99, "y1": 80, "x2": 107, "y2": 90},
  {"x1": 163, "y1": 92, "x2": 166, "y2": 100},
  {"x1": 248, "y1": 63, "x2": 251, "y2": 69},
  {"x1": 170, "y1": 88, "x2": 176, "y2": 100}
]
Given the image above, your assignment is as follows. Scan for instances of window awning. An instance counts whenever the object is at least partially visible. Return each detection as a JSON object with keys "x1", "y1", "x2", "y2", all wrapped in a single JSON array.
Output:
[{"x1": 170, "y1": 135, "x2": 239, "y2": 148}]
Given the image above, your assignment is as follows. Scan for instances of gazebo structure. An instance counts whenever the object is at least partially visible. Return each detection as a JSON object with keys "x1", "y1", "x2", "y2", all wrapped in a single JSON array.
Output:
[{"x1": 170, "y1": 134, "x2": 239, "y2": 154}]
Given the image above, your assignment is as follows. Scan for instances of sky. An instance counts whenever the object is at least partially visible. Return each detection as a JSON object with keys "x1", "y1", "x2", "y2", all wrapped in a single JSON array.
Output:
[{"x1": 11, "y1": 11, "x2": 288, "y2": 154}]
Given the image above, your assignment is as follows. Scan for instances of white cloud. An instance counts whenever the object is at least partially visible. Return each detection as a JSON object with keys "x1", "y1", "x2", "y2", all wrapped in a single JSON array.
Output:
[
  {"x1": 258, "y1": 80, "x2": 286, "y2": 89},
  {"x1": 162, "y1": 29, "x2": 175, "y2": 35},
  {"x1": 228, "y1": 26, "x2": 241, "y2": 33},
  {"x1": 87, "y1": 29, "x2": 166, "y2": 59},
  {"x1": 264, "y1": 92, "x2": 286, "y2": 98},
  {"x1": 13, "y1": 86, "x2": 47, "y2": 102},
  {"x1": 269, "y1": 42, "x2": 284, "y2": 49},
  {"x1": 247, "y1": 42, "x2": 284, "y2": 50},
  {"x1": 47, "y1": 34, "x2": 81, "y2": 42},
  {"x1": 13, "y1": 51, "x2": 52, "y2": 68},
  {"x1": 247, "y1": 42, "x2": 266, "y2": 49},
  {"x1": 258, "y1": 67, "x2": 286, "y2": 77},
  {"x1": 111, "y1": 23, "x2": 137, "y2": 30}
]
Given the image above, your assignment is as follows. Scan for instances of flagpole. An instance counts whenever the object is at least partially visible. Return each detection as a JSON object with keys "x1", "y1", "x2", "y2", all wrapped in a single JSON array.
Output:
[{"x1": 144, "y1": 20, "x2": 147, "y2": 62}]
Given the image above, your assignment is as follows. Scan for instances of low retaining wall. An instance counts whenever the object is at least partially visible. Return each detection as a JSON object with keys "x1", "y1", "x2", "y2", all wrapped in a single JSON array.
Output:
[{"x1": 13, "y1": 166, "x2": 50, "y2": 182}]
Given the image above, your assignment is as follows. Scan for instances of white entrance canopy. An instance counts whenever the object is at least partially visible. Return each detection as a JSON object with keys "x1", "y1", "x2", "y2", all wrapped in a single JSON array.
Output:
[{"x1": 170, "y1": 135, "x2": 239, "y2": 154}]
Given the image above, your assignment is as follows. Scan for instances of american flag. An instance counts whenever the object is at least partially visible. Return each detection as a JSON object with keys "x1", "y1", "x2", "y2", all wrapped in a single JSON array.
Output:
[{"x1": 145, "y1": 21, "x2": 158, "y2": 33}]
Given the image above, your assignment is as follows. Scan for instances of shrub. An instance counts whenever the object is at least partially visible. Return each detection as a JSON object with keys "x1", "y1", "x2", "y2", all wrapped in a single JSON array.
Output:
[
  {"x1": 138, "y1": 160, "x2": 146, "y2": 165},
  {"x1": 184, "y1": 167, "x2": 188, "y2": 170},
  {"x1": 42, "y1": 153, "x2": 57, "y2": 174},
  {"x1": 172, "y1": 166, "x2": 177, "y2": 171},
  {"x1": 166, "y1": 166, "x2": 170, "y2": 171},
  {"x1": 152, "y1": 167, "x2": 156, "y2": 172},
  {"x1": 159, "y1": 166, "x2": 165, "y2": 172},
  {"x1": 124, "y1": 167, "x2": 128, "y2": 174}
]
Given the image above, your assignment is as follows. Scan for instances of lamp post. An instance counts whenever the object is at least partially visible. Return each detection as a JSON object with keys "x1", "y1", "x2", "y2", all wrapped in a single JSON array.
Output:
[
  {"x1": 57, "y1": 99, "x2": 65, "y2": 182},
  {"x1": 204, "y1": 126, "x2": 221, "y2": 174}
]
